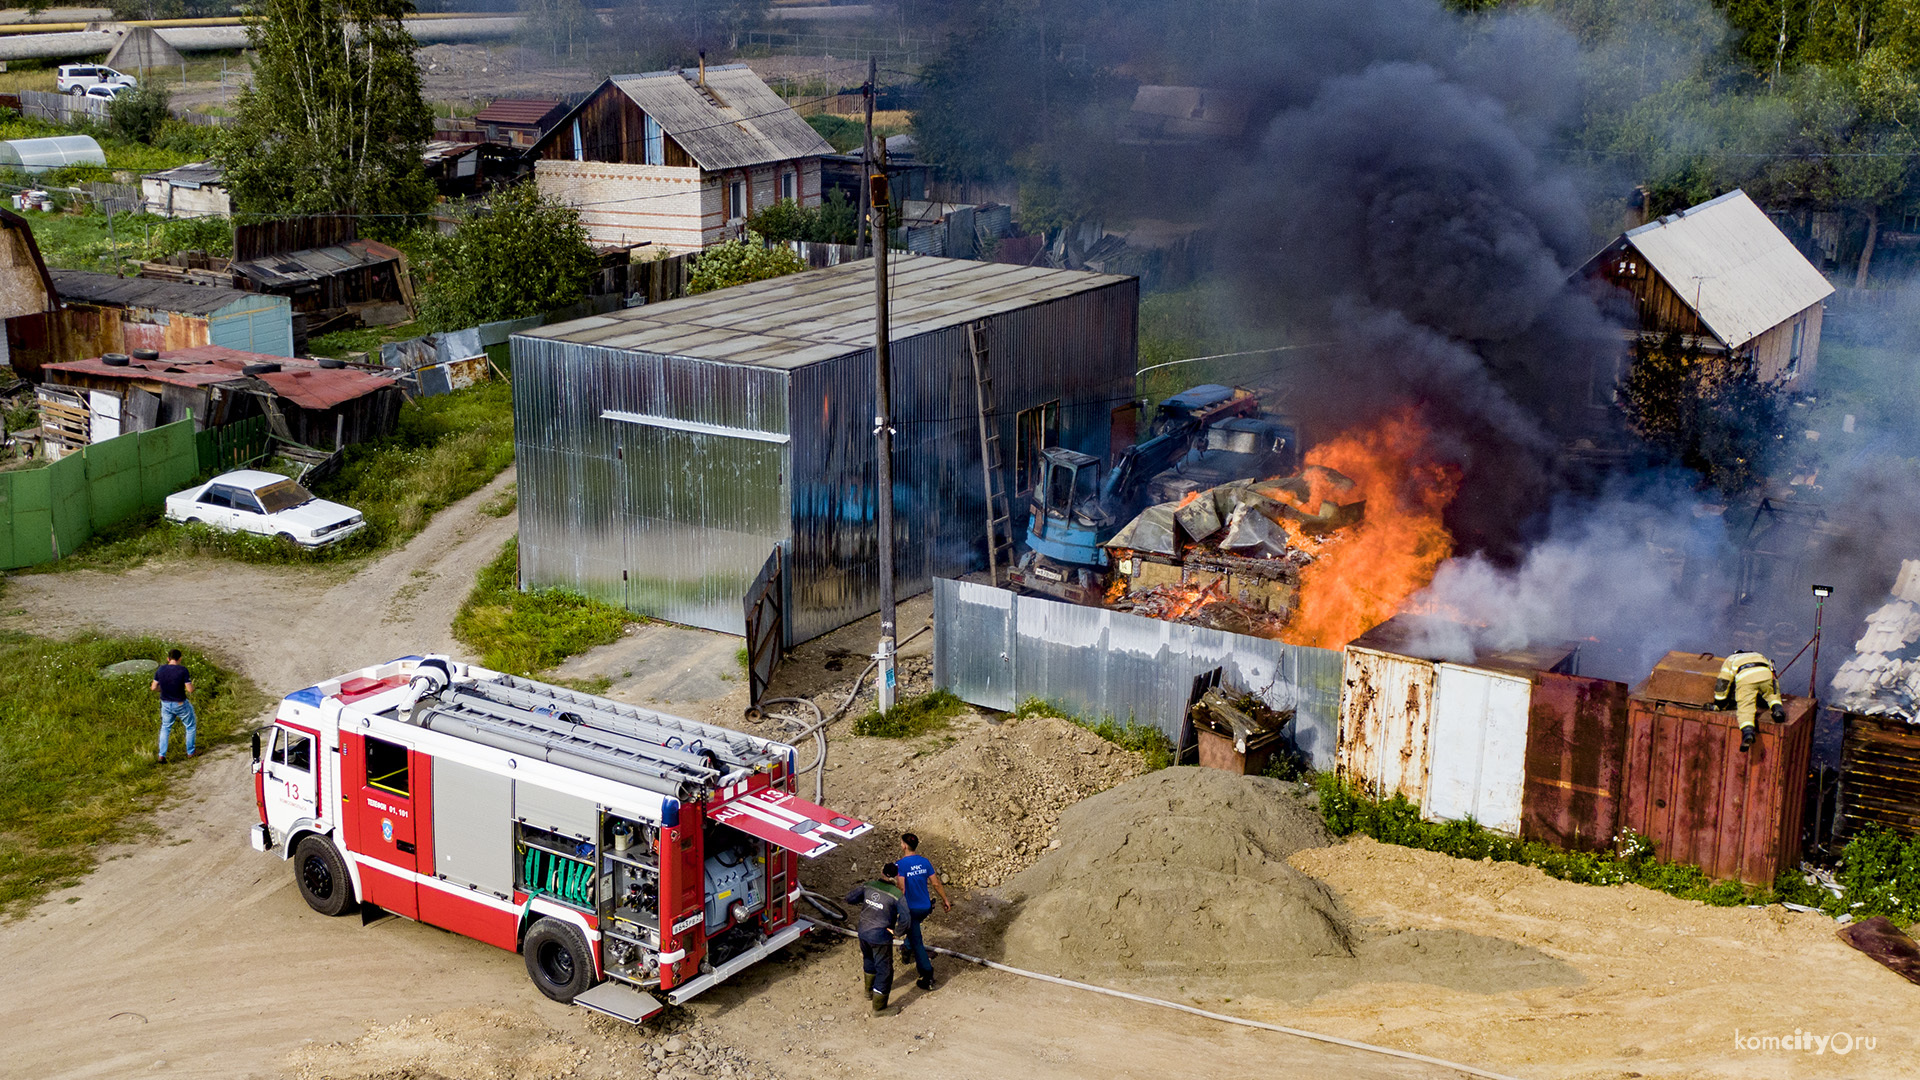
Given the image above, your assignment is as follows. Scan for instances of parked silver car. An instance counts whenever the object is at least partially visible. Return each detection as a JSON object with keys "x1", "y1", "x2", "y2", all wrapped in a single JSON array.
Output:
[
  {"x1": 164, "y1": 470, "x2": 365, "y2": 547},
  {"x1": 56, "y1": 65, "x2": 136, "y2": 96}
]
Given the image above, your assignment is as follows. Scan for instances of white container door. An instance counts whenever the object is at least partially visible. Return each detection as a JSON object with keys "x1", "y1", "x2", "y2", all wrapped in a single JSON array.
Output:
[
  {"x1": 1337, "y1": 648, "x2": 1438, "y2": 806},
  {"x1": 88, "y1": 390, "x2": 121, "y2": 442},
  {"x1": 1424, "y1": 664, "x2": 1532, "y2": 835}
]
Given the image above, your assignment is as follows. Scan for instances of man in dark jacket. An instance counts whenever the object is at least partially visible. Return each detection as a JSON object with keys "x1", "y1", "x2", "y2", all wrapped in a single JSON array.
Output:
[{"x1": 845, "y1": 862, "x2": 910, "y2": 1013}]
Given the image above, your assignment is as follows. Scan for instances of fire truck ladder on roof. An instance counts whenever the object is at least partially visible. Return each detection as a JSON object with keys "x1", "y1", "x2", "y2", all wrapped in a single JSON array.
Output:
[
  {"x1": 969, "y1": 319, "x2": 1016, "y2": 585},
  {"x1": 480, "y1": 677, "x2": 777, "y2": 768}
]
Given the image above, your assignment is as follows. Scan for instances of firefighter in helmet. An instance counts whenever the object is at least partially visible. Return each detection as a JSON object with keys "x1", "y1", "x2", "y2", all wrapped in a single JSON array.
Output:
[{"x1": 1713, "y1": 651, "x2": 1785, "y2": 753}]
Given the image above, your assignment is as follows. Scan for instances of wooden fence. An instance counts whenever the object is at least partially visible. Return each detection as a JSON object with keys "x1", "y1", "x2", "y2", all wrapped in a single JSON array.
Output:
[{"x1": 11, "y1": 87, "x2": 234, "y2": 129}]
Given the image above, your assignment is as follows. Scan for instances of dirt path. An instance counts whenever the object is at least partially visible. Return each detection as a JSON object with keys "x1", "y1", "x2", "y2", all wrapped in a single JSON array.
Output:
[{"x1": 0, "y1": 474, "x2": 1470, "y2": 1080}]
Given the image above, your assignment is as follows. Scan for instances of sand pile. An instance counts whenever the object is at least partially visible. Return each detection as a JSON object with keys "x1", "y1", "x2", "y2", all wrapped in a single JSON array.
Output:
[{"x1": 997, "y1": 768, "x2": 1352, "y2": 982}]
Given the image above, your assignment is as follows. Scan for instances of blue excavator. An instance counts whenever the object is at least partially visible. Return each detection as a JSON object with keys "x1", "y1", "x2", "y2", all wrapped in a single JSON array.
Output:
[{"x1": 1008, "y1": 385, "x2": 1299, "y2": 605}]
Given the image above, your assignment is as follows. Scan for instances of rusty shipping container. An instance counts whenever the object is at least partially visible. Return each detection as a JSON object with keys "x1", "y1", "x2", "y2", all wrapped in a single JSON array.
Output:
[
  {"x1": 1338, "y1": 642, "x2": 1439, "y2": 808},
  {"x1": 1621, "y1": 651, "x2": 1814, "y2": 886},
  {"x1": 1521, "y1": 673, "x2": 1630, "y2": 852},
  {"x1": 1838, "y1": 712, "x2": 1920, "y2": 839}
]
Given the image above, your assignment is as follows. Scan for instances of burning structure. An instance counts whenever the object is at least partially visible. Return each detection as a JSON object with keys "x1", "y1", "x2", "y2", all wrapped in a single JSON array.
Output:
[{"x1": 1828, "y1": 560, "x2": 1920, "y2": 840}]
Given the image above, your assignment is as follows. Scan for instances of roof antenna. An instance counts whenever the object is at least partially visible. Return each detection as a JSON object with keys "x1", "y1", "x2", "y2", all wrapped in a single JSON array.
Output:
[{"x1": 698, "y1": 49, "x2": 706, "y2": 88}]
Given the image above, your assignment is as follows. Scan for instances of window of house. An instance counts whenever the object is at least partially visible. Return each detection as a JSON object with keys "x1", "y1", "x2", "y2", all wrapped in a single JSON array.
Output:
[
  {"x1": 728, "y1": 178, "x2": 747, "y2": 220},
  {"x1": 780, "y1": 170, "x2": 796, "y2": 202},
  {"x1": 1788, "y1": 318, "x2": 1807, "y2": 376},
  {"x1": 364, "y1": 737, "x2": 410, "y2": 797},
  {"x1": 1014, "y1": 401, "x2": 1060, "y2": 495},
  {"x1": 643, "y1": 114, "x2": 664, "y2": 166},
  {"x1": 571, "y1": 118, "x2": 584, "y2": 162}
]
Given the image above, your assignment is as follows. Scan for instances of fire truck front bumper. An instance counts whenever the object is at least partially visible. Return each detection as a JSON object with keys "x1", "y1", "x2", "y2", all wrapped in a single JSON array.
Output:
[{"x1": 664, "y1": 920, "x2": 812, "y2": 1006}]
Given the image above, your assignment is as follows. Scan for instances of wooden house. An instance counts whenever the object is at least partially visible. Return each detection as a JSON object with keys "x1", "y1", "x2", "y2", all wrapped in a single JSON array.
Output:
[
  {"x1": 0, "y1": 208, "x2": 58, "y2": 373},
  {"x1": 1579, "y1": 189, "x2": 1833, "y2": 388},
  {"x1": 530, "y1": 64, "x2": 834, "y2": 252}
]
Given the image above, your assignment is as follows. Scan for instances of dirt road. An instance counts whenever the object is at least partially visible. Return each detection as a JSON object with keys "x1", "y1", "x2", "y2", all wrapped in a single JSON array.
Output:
[{"x1": 0, "y1": 472, "x2": 1476, "y2": 1080}]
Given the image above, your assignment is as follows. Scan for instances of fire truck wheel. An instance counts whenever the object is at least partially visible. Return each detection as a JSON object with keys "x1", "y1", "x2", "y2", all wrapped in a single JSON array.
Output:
[
  {"x1": 523, "y1": 918, "x2": 595, "y2": 1003},
  {"x1": 293, "y1": 835, "x2": 357, "y2": 917}
]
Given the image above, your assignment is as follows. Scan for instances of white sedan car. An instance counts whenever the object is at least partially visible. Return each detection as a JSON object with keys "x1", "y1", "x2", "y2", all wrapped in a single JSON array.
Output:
[{"x1": 164, "y1": 470, "x2": 365, "y2": 547}]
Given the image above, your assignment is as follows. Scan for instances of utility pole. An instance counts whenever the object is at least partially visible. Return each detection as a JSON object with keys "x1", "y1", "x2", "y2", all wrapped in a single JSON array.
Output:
[{"x1": 870, "y1": 147, "x2": 896, "y2": 715}]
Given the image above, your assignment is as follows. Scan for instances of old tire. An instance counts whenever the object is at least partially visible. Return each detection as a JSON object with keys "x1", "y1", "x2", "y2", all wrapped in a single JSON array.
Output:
[
  {"x1": 293, "y1": 835, "x2": 356, "y2": 917},
  {"x1": 523, "y1": 918, "x2": 596, "y2": 1003}
]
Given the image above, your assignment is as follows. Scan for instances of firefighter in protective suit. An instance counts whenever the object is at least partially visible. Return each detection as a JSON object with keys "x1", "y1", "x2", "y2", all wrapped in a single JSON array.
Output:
[{"x1": 1713, "y1": 651, "x2": 1786, "y2": 753}]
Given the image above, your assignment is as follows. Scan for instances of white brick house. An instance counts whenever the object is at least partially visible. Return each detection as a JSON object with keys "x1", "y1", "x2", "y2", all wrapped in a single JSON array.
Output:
[{"x1": 532, "y1": 65, "x2": 834, "y2": 253}]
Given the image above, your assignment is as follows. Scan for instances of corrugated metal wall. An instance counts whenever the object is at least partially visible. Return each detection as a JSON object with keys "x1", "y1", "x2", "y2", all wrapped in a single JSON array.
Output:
[
  {"x1": 1337, "y1": 647, "x2": 1438, "y2": 805},
  {"x1": 786, "y1": 280, "x2": 1137, "y2": 643},
  {"x1": 513, "y1": 335, "x2": 792, "y2": 633},
  {"x1": 932, "y1": 578, "x2": 1344, "y2": 768},
  {"x1": 208, "y1": 294, "x2": 294, "y2": 358}
]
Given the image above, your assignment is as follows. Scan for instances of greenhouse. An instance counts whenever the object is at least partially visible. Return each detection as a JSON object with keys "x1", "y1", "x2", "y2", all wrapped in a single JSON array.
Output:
[{"x1": 0, "y1": 135, "x2": 106, "y2": 175}]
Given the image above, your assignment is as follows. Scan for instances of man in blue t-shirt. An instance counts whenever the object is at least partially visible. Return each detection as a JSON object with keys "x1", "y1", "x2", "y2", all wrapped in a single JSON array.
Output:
[
  {"x1": 151, "y1": 649, "x2": 196, "y2": 763},
  {"x1": 894, "y1": 832, "x2": 951, "y2": 990}
]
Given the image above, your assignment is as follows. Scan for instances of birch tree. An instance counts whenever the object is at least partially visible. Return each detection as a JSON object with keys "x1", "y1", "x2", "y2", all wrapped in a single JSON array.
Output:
[{"x1": 219, "y1": 0, "x2": 434, "y2": 219}]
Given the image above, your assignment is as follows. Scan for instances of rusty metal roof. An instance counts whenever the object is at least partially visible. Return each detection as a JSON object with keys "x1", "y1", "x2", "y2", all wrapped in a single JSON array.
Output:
[
  {"x1": 230, "y1": 238, "x2": 402, "y2": 289},
  {"x1": 474, "y1": 98, "x2": 563, "y2": 128},
  {"x1": 42, "y1": 345, "x2": 397, "y2": 408},
  {"x1": 1347, "y1": 613, "x2": 1577, "y2": 676},
  {"x1": 522, "y1": 256, "x2": 1133, "y2": 370},
  {"x1": 603, "y1": 65, "x2": 833, "y2": 171},
  {"x1": 1632, "y1": 650, "x2": 1728, "y2": 706},
  {"x1": 1616, "y1": 190, "x2": 1834, "y2": 349}
]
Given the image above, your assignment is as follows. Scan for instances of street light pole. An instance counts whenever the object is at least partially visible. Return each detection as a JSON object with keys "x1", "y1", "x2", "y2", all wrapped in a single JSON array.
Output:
[{"x1": 1810, "y1": 584, "x2": 1833, "y2": 700}]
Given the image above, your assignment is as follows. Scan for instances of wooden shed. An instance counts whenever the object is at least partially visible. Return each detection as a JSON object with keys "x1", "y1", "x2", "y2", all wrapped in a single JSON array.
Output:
[{"x1": 1579, "y1": 189, "x2": 1833, "y2": 388}]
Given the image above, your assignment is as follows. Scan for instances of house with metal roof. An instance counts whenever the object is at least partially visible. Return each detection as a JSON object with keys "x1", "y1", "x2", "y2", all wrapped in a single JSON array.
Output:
[
  {"x1": 39, "y1": 345, "x2": 402, "y2": 452},
  {"x1": 141, "y1": 162, "x2": 231, "y2": 219},
  {"x1": 511, "y1": 256, "x2": 1139, "y2": 644},
  {"x1": 1580, "y1": 189, "x2": 1834, "y2": 387},
  {"x1": 530, "y1": 64, "x2": 835, "y2": 252}
]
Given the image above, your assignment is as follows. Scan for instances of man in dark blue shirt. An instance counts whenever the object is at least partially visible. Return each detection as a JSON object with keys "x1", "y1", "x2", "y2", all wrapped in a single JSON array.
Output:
[
  {"x1": 894, "y1": 832, "x2": 951, "y2": 990},
  {"x1": 150, "y1": 649, "x2": 196, "y2": 764},
  {"x1": 845, "y1": 862, "x2": 910, "y2": 1012}
]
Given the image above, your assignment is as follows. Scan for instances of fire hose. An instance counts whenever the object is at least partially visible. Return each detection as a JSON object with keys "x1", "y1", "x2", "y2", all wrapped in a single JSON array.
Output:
[
  {"x1": 754, "y1": 623, "x2": 932, "y2": 805},
  {"x1": 797, "y1": 897, "x2": 1524, "y2": 1080}
]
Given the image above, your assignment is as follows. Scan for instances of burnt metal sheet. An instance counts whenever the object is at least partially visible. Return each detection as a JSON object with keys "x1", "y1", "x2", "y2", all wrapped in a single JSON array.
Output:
[
  {"x1": 1423, "y1": 663, "x2": 1532, "y2": 835},
  {"x1": 1635, "y1": 650, "x2": 1728, "y2": 706},
  {"x1": 1838, "y1": 711, "x2": 1920, "y2": 839},
  {"x1": 1338, "y1": 647, "x2": 1437, "y2": 804},
  {"x1": 1621, "y1": 694, "x2": 1814, "y2": 885},
  {"x1": 932, "y1": 579, "x2": 1342, "y2": 768},
  {"x1": 1522, "y1": 672, "x2": 1629, "y2": 852}
]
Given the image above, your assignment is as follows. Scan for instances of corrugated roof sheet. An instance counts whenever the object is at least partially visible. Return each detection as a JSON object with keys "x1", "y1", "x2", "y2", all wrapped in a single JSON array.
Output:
[
  {"x1": 42, "y1": 344, "x2": 396, "y2": 408},
  {"x1": 474, "y1": 98, "x2": 562, "y2": 127},
  {"x1": 230, "y1": 238, "x2": 402, "y2": 289},
  {"x1": 421, "y1": 140, "x2": 480, "y2": 166},
  {"x1": 1621, "y1": 189, "x2": 1834, "y2": 349},
  {"x1": 523, "y1": 256, "x2": 1132, "y2": 369},
  {"x1": 609, "y1": 65, "x2": 833, "y2": 171},
  {"x1": 49, "y1": 268, "x2": 250, "y2": 314},
  {"x1": 142, "y1": 161, "x2": 223, "y2": 188}
]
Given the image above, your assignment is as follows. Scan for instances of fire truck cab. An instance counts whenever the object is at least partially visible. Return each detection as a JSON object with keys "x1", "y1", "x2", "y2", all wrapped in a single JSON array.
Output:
[{"x1": 250, "y1": 654, "x2": 866, "y2": 1022}]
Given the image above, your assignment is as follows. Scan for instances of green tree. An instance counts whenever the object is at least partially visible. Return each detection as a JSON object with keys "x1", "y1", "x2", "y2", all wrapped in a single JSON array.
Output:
[
  {"x1": 413, "y1": 184, "x2": 599, "y2": 331},
  {"x1": 744, "y1": 191, "x2": 858, "y2": 245},
  {"x1": 1617, "y1": 333, "x2": 1786, "y2": 498},
  {"x1": 218, "y1": 0, "x2": 434, "y2": 218},
  {"x1": 107, "y1": 83, "x2": 172, "y2": 145},
  {"x1": 687, "y1": 232, "x2": 806, "y2": 294}
]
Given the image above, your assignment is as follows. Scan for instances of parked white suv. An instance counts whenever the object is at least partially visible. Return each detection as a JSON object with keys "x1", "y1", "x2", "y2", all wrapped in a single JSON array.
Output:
[{"x1": 57, "y1": 65, "x2": 136, "y2": 96}]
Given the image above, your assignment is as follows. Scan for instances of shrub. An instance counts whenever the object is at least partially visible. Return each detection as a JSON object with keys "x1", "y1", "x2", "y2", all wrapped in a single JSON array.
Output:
[
  {"x1": 452, "y1": 538, "x2": 635, "y2": 675},
  {"x1": 107, "y1": 83, "x2": 172, "y2": 145},
  {"x1": 853, "y1": 689, "x2": 966, "y2": 738},
  {"x1": 688, "y1": 231, "x2": 807, "y2": 293}
]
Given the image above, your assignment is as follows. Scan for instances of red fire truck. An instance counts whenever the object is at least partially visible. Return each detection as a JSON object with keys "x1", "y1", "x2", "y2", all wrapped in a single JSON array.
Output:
[{"x1": 249, "y1": 654, "x2": 867, "y2": 1022}]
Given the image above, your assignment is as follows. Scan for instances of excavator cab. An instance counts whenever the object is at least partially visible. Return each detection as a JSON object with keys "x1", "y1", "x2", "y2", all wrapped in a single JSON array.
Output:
[
  {"x1": 1038, "y1": 447, "x2": 1105, "y2": 525},
  {"x1": 1009, "y1": 448, "x2": 1115, "y2": 604}
]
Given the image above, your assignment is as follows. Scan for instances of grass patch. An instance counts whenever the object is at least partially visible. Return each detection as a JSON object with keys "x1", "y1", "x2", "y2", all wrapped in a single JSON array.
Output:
[
  {"x1": 1013, "y1": 697, "x2": 1175, "y2": 768},
  {"x1": 307, "y1": 318, "x2": 428, "y2": 359},
  {"x1": 479, "y1": 482, "x2": 517, "y2": 518},
  {"x1": 1314, "y1": 773, "x2": 1920, "y2": 921},
  {"x1": 452, "y1": 538, "x2": 635, "y2": 675},
  {"x1": 0, "y1": 632, "x2": 264, "y2": 917},
  {"x1": 53, "y1": 381, "x2": 514, "y2": 571},
  {"x1": 853, "y1": 689, "x2": 966, "y2": 738}
]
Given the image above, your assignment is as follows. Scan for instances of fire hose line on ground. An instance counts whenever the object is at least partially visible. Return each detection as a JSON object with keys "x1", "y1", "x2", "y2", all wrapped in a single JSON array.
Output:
[
  {"x1": 799, "y1": 906, "x2": 1524, "y2": 1080},
  {"x1": 755, "y1": 622, "x2": 933, "y2": 805}
]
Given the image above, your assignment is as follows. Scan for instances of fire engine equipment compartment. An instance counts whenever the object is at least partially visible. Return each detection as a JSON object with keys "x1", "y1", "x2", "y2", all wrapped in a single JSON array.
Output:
[{"x1": 250, "y1": 654, "x2": 871, "y2": 1022}]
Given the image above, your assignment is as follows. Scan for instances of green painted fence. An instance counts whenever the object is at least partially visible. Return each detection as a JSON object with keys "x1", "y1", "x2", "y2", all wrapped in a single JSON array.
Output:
[
  {"x1": 0, "y1": 419, "x2": 202, "y2": 570},
  {"x1": 196, "y1": 416, "x2": 270, "y2": 474}
]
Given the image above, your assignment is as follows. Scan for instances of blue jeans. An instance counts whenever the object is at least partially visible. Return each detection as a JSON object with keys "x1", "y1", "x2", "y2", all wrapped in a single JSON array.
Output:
[
  {"x1": 903, "y1": 907, "x2": 932, "y2": 976},
  {"x1": 159, "y1": 700, "x2": 196, "y2": 758}
]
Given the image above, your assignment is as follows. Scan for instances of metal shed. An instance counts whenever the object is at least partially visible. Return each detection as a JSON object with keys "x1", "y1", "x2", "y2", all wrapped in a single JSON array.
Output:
[
  {"x1": 0, "y1": 135, "x2": 105, "y2": 174},
  {"x1": 512, "y1": 256, "x2": 1139, "y2": 644},
  {"x1": 48, "y1": 269, "x2": 294, "y2": 358}
]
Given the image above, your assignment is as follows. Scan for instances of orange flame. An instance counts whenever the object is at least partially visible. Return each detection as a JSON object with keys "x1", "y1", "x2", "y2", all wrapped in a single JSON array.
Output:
[{"x1": 1280, "y1": 405, "x2": 1459, "y2": 648}]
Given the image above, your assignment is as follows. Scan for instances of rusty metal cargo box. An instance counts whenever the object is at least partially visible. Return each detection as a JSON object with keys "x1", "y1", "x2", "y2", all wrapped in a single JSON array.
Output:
[
  {"x1": 1521, "y1": 673, "x2": 1629, "y2": 852},
  {"x1": 1838, "y1": 712, "x2": 1920, "y2": 839},
  {"x1": 1622, "y1": 658, "x2": 1814, "y2": 885},
  {"x1": 1337, "y1": 644, "x2": 1438, "y2": 807}
]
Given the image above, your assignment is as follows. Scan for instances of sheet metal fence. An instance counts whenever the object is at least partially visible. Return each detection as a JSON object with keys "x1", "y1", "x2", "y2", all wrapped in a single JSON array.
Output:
[
  {"x1": 0, "y1": 417, "x2": 198, "y2": 569},
  {"x1": 932, "y1": 578, "x2": 1345, "y2": 769}
]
